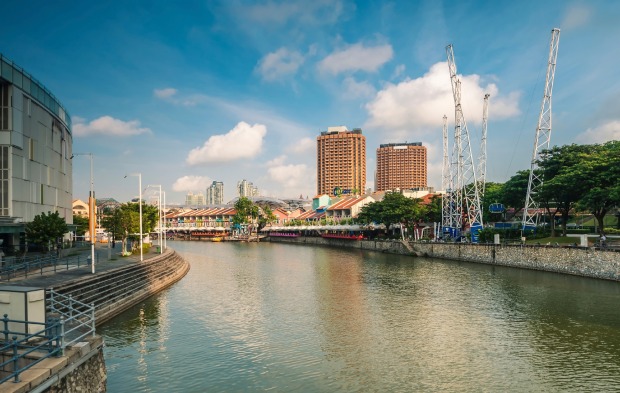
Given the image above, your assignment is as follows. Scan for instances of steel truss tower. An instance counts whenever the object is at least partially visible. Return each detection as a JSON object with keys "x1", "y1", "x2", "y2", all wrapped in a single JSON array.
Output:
[
  {"x1": 478, "y1": 94, "x2": 490, "y2": 198},
  {"x1": 441, "y1": 115, "x2": 454, "y2": 231},
  {"x1": 446, "y1": 45, "x2": 484, "y2": 230},
  {"x1": 522, "y1": 28, "x2": 561, "y2": 231}
]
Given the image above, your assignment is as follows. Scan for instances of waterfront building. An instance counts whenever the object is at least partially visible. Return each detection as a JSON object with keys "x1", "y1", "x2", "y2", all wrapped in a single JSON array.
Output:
[
  {"x1": 375, "y1": 142, "x2": 427, "y2": 191},
  {"x1": 237, "y1": 179, "x2": 259, "y2": 198},
  {"x1": 0, "y1": 54, "x2": 73, "y2": 251},
  {"x1": 326, "y1": 196, "x2": 374, "y2": 221},
  {"x1": 206, "y1": 181, "x2": 224, "y2": 205},
  {"x1": 72, "y1": 199, "x2": 89, "y2": 218},
  {"x1": 317, "y1": 126, "x2": 366, "y2": 197}
]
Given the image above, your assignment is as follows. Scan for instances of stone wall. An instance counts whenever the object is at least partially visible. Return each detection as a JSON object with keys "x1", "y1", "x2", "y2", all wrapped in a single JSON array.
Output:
[{"x1": 269, "y1": 237, "x2": 620, "y2": 281}]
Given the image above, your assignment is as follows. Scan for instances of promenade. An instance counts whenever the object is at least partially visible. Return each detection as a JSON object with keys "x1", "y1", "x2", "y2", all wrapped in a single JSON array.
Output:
[{"x1": 0, "y1": 244, "x2": 162, "y2": 289}]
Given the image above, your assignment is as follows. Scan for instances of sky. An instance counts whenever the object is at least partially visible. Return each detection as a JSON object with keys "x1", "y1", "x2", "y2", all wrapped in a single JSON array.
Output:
[{"x1": 2, "y1": 0, "x2": 620, "y2": 205}]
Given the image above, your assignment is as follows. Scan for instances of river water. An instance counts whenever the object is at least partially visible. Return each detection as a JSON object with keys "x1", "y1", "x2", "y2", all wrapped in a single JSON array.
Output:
[{"x1": 100, "y1": 241, "x2": 620, "y2": 392}]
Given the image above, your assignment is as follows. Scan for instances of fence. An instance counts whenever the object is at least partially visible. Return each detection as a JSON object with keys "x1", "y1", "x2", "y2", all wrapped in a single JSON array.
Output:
[
  {"x1": 0, "y1": 250, "x2": 104, "y2": 281},
  {"x1": 0, "y1": 290, "x2": 95, "y2": 384}
]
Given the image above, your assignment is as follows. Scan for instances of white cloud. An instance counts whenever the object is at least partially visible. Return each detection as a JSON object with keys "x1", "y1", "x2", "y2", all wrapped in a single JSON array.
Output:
[
  {"x1": 291, "y1": 137, "x2": 315, "y2": 153},
  {"x1": 172, "y1": 175, "x2": 212, "y2": 192},
  {"x1": 154, "y1": 88, "x2": 178, "y2": 99},
  {"x1": 365, "y1": 61, "x2": 520, "y2": 137},
  {"x1": 392, "y1": 64, "x2": 406, "y2": 79},
  {"x1": 342, "y1": 77, "x2": 375, "y2": 99},
  {"x1": 186, "y1": 121, "x2": 267, "y2": 165},
  {"x1": 266, "y1": 155, "x2": 287, "y2": 166},
  {"x1": 256, "y1": 48, "x2": 304, "y2": 81},
  {"x1": 267, "y1": 163, "x2": 314, "y2": 189},
  {"x1": 73, "y1": 116, "x2": 152, "y2": 137},
  {"x1": 318, "y1": 43, "x2": 393, "y2": 74},
  {"x1": 562, "y1": 4, "x2": 592, "y2": 30},
  {"x1": 575, "y1": 120, "x2": 620, "y2": 144}
]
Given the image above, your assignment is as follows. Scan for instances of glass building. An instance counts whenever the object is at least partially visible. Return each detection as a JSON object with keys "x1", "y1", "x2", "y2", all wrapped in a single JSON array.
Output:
[{"x1": 0, "y1": 54, "x2": 73, "y2": 252}]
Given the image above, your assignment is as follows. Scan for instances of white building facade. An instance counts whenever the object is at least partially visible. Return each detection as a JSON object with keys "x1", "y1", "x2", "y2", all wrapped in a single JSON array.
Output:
[{"x1": 0, "y1": 54, "x2": 73, "y2": 251}]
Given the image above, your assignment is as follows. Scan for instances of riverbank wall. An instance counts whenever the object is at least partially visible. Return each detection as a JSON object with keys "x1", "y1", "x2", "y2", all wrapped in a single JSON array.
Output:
[
  {"x1": 269, "y1": 237, "x2": 620, "y2": 281},
  {"x1": 0, "y1": 249, "x2": 189, "y2": 393}
]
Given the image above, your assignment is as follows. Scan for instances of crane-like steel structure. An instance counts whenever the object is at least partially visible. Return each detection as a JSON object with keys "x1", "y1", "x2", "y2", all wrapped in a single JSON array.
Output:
[
  {"x1": 446, "y1": 44, "x2": 484, "y2": 233},
  {"x1": 478, "y1": 94, "x2": 490, "y2": 198},
  {"x1": 522, "y1": 28, "x2": 561, "y2": 231},
  {"x1": 441, "y1": 115, "x2": 454, "y2": 233}
]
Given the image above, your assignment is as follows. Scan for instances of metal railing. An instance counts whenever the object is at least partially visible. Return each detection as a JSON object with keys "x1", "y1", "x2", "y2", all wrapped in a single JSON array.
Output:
[
  {"x1": 0, "y1": 250, "x2": 103, "y2": 281},
  {"x1": 0, "y1": 290, "x2": 95, "y2": 384}
]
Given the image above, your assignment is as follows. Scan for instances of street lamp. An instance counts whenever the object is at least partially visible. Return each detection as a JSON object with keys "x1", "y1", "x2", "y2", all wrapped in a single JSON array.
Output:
[
  {"x1": 147, "y1": 184, "x2": 163, "y2": 254},
  {"x1": 125, "y1": 173, "x2": 143, "y2": 262},
  {"x1": 72, "y1": 153, "x2": 96, "y2": 274},
  {"x1": 162, "y1": 191, "x2": 167, "y2": 251}
]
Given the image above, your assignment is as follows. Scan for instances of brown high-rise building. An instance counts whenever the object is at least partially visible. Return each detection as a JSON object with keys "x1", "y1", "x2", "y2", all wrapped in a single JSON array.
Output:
[
  {"x1": 375, "y1": 142, "x2": 427, "y2": 191},
  {"x1": 317, "y1": 126, "x2": 366, "y2": 197}
]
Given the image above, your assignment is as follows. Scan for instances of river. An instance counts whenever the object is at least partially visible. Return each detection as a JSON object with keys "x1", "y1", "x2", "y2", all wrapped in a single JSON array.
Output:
[{"x1": 100, "y1": 240, "x2": 620, "y2": 392}]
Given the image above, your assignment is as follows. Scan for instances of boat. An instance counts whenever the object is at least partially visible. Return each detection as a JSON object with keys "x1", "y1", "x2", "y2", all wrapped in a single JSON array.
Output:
[
  {"x1": 320, "y1": 232, "x2": 364, "y2": 240},
  {"x1": 211, "y1": 237, "x2": 223, "y2": 242}
]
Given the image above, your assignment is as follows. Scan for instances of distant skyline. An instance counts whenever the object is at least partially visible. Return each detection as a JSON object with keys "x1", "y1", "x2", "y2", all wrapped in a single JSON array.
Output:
[{"x1": 3, "y1": 1, "x2": 619, "y2": 204}]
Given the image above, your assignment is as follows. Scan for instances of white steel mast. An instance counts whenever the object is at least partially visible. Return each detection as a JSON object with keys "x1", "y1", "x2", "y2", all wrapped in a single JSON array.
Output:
[
  {"x1": 441, "y1": 115, "x2": 454, "y2": 232},
  {"x1": 522, "y1": 28, "x2": 560, "y2": 231},
  {"x1": 478, "y1": 94, "x2": 490, "y2": 198},
  {"x1": 446, "y1": 44, "x2": 484, "y2": 230}
]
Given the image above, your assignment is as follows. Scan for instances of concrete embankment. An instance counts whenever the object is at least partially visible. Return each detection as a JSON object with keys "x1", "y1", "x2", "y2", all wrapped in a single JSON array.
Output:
[
  {"x1": 269, "y1": 237, "x2": 620, "y2": 282},
  {"x1": 0, "y1": 248, "x2": 189, "y2": 393},
  {"x1": 49, "y1": 248, "x2": 190, "y2": 325}
]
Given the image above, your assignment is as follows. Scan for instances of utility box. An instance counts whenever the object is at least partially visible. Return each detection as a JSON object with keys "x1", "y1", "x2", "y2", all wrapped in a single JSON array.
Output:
[{"x1": 0, "y1": 286, "x2": 46, "y2": 336}]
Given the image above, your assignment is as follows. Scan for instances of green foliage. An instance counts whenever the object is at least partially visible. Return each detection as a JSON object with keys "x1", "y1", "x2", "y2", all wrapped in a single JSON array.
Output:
[
  {"x1": 477, "y1": 227, "x2": 550, "y2": 243},
  {"x1": 498, "y1": 171, "x2": 530, "y2": 220},
  {"x1": 358, "y1": 192, "x2": 424, "y2": 229},
  {"x1": 421, "y1": 194, "x2": 442, "y2": 223},
  {"x1": 72, "y1": 214, "x2": 89, "y2": 236},
  {"x1": 26, "y1": 211, "x2": 69, "y2": 252},
  {"x1": 233, "y1": 197, "x2": 257, "y2": 225}
]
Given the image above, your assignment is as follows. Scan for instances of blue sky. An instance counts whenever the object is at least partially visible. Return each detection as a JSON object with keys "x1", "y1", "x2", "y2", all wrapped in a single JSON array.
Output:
[{"x1": 3, "y1": 0, "x2": 619, "y2": 204}]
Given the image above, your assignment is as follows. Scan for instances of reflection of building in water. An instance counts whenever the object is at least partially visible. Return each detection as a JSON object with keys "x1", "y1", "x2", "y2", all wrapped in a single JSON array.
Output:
[{"x1": 313, "y1": 250, "x2": 378, "y2": 385}]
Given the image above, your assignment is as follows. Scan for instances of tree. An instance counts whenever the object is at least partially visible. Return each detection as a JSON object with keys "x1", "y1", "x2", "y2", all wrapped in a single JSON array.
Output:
[
  {"x1": 101, "y1": 203, "x2": 141, "y2": 254},
  {"x1": 421, "y1": 194, "x2": 442, "y2": 223},
  {"x1": 357, "y1": 192, "x2": 424, "y2": 234},
  {"x1": 73, "y1": 214, "x2": 89, "y2": 236},
  {"x1": 575, "y1": 141, "x2": 620, "y2": 234},
  {"x1": 257, "y1": 206, "x2": 276, "y2": 232},
  {"x1": 537, "y1": 144, "x2": 594, "y2": 235},
  {"x1": 480, "y1": 182, "x2": 504, "y2": 223},
  {"x1": 26, "y1": 211, "x2": 69, "y2": 252},
  {"x1": 499, "y1": 171, "x2": 529, "y2": 221}
]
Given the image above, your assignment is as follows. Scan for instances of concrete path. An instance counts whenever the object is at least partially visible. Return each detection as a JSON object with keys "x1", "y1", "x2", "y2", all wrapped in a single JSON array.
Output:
[{"x1": 0, "y1": 245, "x2": 163, "y2": 289}]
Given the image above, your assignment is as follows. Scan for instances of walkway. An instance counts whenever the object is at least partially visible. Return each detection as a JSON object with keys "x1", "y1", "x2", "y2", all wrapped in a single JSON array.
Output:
[{"x1": 0, "y1": 244, "x2": 162, "y2": 289}]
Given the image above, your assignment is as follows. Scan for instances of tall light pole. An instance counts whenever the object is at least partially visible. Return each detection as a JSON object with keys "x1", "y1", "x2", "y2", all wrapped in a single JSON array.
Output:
[
  {"x1": 72, "y1": 153, "x2": 96, "y2": 274},
  {"x1": 147, "y1": 184, "x2": 163, "y2": 254},
  {"x1": 125, "y1": 173, "x2": 143, "y2": 262},
  {"x1": 163, "y1": 191, "x2": 167, "y2": 251}
]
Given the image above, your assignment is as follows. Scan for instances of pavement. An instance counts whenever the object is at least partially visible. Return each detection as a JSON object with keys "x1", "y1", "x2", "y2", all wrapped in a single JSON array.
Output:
[{"x1": 0, "y1": 243, "x2": 163, "y2": 289}]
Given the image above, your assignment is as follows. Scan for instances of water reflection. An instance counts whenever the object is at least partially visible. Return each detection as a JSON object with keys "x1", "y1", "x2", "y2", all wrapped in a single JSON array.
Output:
[{"x1": 101, "y1": 241, "x2": 620, "y2": 392}]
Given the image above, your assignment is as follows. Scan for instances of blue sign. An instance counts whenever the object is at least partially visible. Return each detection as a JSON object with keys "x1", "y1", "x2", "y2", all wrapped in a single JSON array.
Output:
[
  {"x1": 489, "y1": 203, "x2": 505, "y2": 213},
  {"x1": 470, "y1": 222, "x2": 483, "y2": 243}
]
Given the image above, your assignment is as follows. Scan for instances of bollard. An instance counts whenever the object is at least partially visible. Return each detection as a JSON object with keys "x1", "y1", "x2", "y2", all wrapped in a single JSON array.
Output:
[{"x1": 2, "y1": 314, "x2": 9, "y2": 342}]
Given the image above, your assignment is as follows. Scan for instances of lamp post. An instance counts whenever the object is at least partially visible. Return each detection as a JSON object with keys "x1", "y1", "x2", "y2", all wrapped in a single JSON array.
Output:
[
  {"x1": 147, "y1": 184, "x2": 163, "y2": 254},
  {"x1": 72, "y1": 153, "x2": 96, "y2": 274},
  {"x1": 163, "y1": 191, "x2": 167, "y2": 251},
  {"x1": 125, "y1": 173, "x2": 143, "y2": 262}
]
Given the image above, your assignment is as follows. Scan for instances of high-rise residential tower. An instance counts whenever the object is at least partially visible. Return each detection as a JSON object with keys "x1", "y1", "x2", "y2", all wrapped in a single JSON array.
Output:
[
  {"x1": 317, "y1": 126, "x2": 366, "y2": 197},
  {"x1": 206, "y1": 181, "x2": 224, "y2": 205},
  {"x1": 375, "y1": 142, "x2": 427, "y2": 191},
  {"x1": 237, "y1": 179, "x2": 259, "y2": 198}
]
